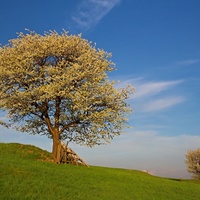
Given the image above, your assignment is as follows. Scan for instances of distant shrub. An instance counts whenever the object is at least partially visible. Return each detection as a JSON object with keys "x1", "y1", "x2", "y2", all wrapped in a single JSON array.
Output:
[{"x1": 185, "y1": 147, "x2": 200, "y2": 180}]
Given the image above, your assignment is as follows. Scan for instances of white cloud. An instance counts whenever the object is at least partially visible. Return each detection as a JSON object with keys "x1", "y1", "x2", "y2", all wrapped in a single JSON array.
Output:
[
  {"x1": 72, "y1": 0, "x2": 121, "y2": 30},
  {"x1": 1, "y1": 121, "x2": 199, "y2": 178},
  {"x1": 142, "y1": 96, "x2": 185, "y2": 112},
  {"x1": 71, "y1": 130, "x2": 200, "y2": 178}
]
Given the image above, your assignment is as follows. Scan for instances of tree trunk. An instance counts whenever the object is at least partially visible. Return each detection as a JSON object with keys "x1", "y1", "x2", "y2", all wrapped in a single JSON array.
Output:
[{"x1": 52, "y1": 133, "x2": 62, "y2": 163}]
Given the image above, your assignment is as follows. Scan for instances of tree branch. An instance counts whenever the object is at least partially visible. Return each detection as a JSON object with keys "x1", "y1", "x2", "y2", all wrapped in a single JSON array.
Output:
[
  {"x1": 55, "y1": 96, "x2": 61, "y2": 128},
  {"x1": 59, "y1": 120, "x2": 79, "y2": 135}
]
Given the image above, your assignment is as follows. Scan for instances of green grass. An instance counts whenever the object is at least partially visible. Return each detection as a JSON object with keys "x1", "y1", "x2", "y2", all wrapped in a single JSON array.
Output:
[{"x1": 0, "y1": 143, "x2": 200, "y2": 200}]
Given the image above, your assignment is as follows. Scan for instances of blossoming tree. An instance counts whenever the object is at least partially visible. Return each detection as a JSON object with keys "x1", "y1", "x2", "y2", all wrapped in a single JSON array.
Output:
[{"x1": 0, "y1": 30, "x2": 133, "y2": 163}]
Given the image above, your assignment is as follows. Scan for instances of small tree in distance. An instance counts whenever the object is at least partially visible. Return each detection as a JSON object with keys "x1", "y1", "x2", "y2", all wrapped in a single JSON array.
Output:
[
  {"x1": 185, "y1": 147, "x2": 200, "y2": 180},
  {"x1": 0, "y1": 30, "x2": 134, "y2": 163}
]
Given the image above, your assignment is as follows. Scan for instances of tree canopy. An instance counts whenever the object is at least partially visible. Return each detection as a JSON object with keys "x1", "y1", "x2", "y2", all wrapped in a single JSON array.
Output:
[{"x1": 0, "y1": 30, "x2": 133, "y2": 162}]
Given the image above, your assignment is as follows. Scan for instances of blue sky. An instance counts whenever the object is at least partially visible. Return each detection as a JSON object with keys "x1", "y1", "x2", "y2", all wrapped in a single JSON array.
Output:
[{"x1": 0, "y1": 0, "x2": 200, "y2": 178}]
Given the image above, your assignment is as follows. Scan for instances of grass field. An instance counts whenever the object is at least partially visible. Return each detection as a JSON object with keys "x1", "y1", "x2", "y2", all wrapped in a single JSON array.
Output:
[{"x1": 0, "y1": 142, "x2": 199, "y2": 200}]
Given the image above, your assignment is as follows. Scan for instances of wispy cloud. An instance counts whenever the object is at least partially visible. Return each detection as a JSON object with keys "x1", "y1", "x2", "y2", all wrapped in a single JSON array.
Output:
[
  {"x1": 142, "y1": 96, "x2": 185, "y2": 112},
  {"x1": 177, "y1": 59, "x2": 199, "y2": 66},
  {"x1": 72, "y1": 0, "x2": 121, "y2": 30},
  {"x1": 115, "y1": 77, "x2": 185, "y2": 112},
  {"x1": 134, "y1": 80, "x2": 183, "y2": 99}
]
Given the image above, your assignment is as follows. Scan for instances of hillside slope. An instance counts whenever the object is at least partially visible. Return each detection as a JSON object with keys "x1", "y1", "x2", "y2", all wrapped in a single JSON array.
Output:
[{"x1": 0, "y1": 143, "x2": 199, "y2": 200}]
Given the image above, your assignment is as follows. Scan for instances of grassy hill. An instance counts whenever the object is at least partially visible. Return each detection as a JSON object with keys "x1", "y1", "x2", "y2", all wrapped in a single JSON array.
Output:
[{"x1": 0, "y1": 143, "x2": 199, "y2": 200}]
